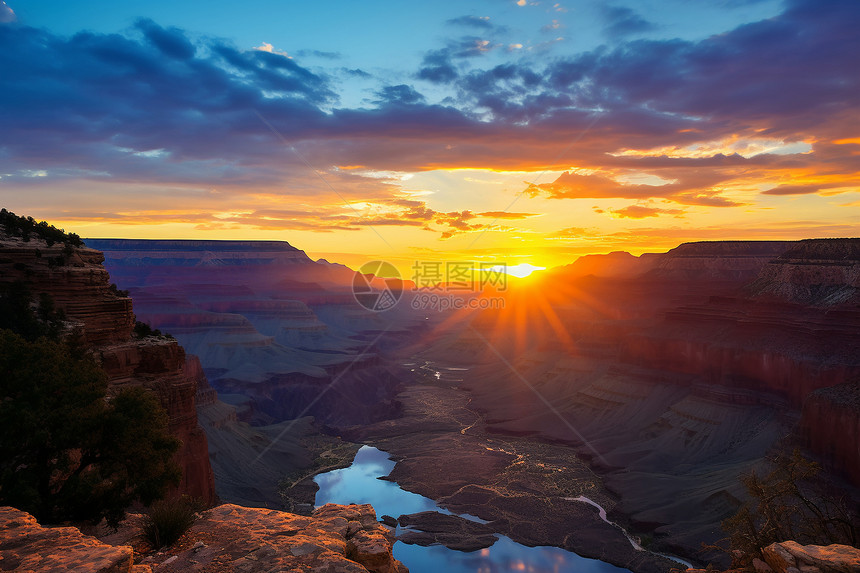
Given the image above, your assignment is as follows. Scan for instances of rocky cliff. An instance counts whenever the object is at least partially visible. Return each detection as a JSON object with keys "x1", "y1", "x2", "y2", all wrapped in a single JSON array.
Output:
[
  {"x1": 648, "y1": 240, "x2": 795, "y2": 280},
  {"x1": 800, "y1": 382, "x2": 860, "y2": 487},
  {"x1": 0, "y1": 503, "x2": 408, "y2": 573},
  {"x1": 749, "y1": 238, "x2": 860, "y2": 305},
  {"x1": 424, "y1": 239, "x2": 860, "y2": 564},
  {"x1": 83, "y1": 239, "x2": 419, "y2": 510},
  {"x1": 0, "y1": 233, "x2": 216, "y2": 504}
]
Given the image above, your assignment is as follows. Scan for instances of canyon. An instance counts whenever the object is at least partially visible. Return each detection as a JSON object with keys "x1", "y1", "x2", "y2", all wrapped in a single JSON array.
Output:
[
  {"x1": 80, "y1": 237, "x2": 860, "y2": 571},
  {"x1": 3, "y1": 225, "x2": 857, "y2": 573}
]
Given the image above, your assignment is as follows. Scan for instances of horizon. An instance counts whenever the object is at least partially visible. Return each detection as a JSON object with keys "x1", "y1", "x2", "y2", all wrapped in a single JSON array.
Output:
[
  {"x1": 77, "y1": 234, "x2": 856, "y2": 278},
  {"x1": 1, "y1": 0, "x2": 859, "y2": 274}
]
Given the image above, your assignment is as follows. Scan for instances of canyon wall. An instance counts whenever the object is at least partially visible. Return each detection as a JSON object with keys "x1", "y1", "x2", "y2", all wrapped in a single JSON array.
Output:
[
  {"x1": 447, "y1": 239, "x2": 860, "y2": 561},
  {"x1": 85, "y1": 238, "x2": 420, "y2": 508},
  {"x1": 0, "y1": 234, "x2": 216, "y2": 504}
]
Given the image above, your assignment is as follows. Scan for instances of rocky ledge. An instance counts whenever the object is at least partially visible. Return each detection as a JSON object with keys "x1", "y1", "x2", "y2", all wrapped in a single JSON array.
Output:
[
  {"x1": 0, "y1": 506, "x2": 144, "y2": 573},
  {"x1": 685, "y1": 541, "x2": 860, "y2": 573},
  {"x1": 0, "y1": 503, "x2": 408, "y2": 573}
]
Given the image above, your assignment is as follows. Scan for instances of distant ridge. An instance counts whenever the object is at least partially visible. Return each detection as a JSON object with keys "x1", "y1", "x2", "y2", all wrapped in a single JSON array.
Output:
[{"x1": 84, "y1": 238, "x2": 303, "y2": 252}]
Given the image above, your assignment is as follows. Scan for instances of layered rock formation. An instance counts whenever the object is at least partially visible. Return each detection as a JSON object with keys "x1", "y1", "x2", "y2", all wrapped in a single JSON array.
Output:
[
  {"x1": 385, "y1": 239, "x2": 860, "y2": 566},
  {"x1": 761, "y1": 540, "x2": 860, "y2": 573},
  {"x1": 141, "y1": 503, "x2": 407, "y2": 573},
  {"x1": 749, "y1": 239, "x2": 860, "y2": 305},
  {"x1": 85, "y1": 239, "x2": 420, "y2": 509},
  {"x1": 685, "y1": 541, "x2": 860, "y2": 573},
  {"x1": 0, "y1": 504, "x2": 408, "y2": 573},
  {"x1": 0, "y1": 506, "x2": 145, "y2": 573},
  {"x1": 648, "y1": 240, "x2": 795, "y2": 280},
  {"x1": 0, "y1": 234, "x2": 216, "y2": 504}
]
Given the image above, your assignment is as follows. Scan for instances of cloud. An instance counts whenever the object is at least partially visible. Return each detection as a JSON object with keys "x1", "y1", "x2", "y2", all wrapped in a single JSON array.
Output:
[
  {"x1": 0, "y1": 1, "x2": 14, "y2": 23},
  {"x1": 600, "y1": 5, "x2": 656, "y2": 38},
  {"x1": 417, "y1": 49, "x2": 459, "y2": 83},
  {"x1": 2, "y1": 0, "x2": 860, "y2": 241},
  {"x1": 295, "y1": 49, "x2": 340, "y2": 59},
  {"x1": 548, "y1": 227, "x2": 593, "y2": 239},
  {"x1": 527, "y1": 170, "x2": 672, "y2": 200},
  {"x1": 762, "y1": 183, "x2": 824, "y2": 196},
  {"x1": 137, "y1": 18, "x2": 195, "y2": 59},
  {"x1": 374, "y1": 84, "x2": 426, "y2": 106},
  {"x1": 477, "y1": 211, "x2": 538, "y2": 219},
  {"x1": 541, "y1": 19, "x2": 563, "y2": 33},
  {"x1": 447, "y1": 15, "x2": 493, "y2": 30},
  {"x1": 610, "y1": 205, "x2": 684, "y2": 219},
  {"x1": 253, "y1": 41, "x2": 289, "y2": 57},
  {"x1": 342, "y1": 67, "x2": 371, "y2": 78},
  {"x1": 526, "y1": 169, "x2": 752, "y2": 208},
  {"x1": 761, "y1": 182, "x2": 859, "y2": 196}
]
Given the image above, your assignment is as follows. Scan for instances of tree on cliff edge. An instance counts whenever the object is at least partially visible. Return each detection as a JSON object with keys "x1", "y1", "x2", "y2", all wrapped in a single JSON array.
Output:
[
  {"x1": 721, "y1": 449, "x2": 859, "y2": 567},
  {"x1": 0, "y1": 330, "x2": 181, "y2": 527}
]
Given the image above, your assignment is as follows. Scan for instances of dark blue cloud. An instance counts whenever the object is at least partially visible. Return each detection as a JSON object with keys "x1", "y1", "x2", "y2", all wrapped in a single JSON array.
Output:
[
  {"x1": 452, "y1": 0, "x2": 860, "y2": 136},
  {"x1": 446, "y1": 15, "x2": 494, "y2": 30},
  {"x1": 0, "y1": 0, "x2": 858, "y2": 197},
  {"x1": 417, "y1": 49, "x2": 459, "y2": 83},
  {"x1": 600, "y1": 5, "x2": 656, "y2": 38},
  {"x1": 136, "y1": 18, "x2": 195, "y2": 59},
  {"x1": 295, "y1": 49, "x2": 341, "y2": 60},
  {"x1": 374, "y1": 85, "x2": 426, "y2": 106}
]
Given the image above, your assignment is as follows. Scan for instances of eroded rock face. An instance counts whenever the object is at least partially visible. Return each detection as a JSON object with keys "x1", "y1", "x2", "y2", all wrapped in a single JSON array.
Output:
[
  {"x1": 800, "y1": 383, "x2": 860, "y2": 487},
  {"x1": 650, "y1": 240, "x2": 795, "y2": 281},
  {"x1": 0, "y1": 504, "x2": 407, "y2": 573},
  {"x1": 762, "y1": 541, "x2": 860, "y2": 573},
  {"x1": 0, "y1": 235, "x2": 216, "y2": 504},
  {"x1": 139, "y1": 503, "x2": 408, "y2": 573},
  {"x1": 0, "y1": 506, "x2": 133, "y2": 573},
  {"x1": 749, "y1": 239, "x2": 860, "y2": 306}
]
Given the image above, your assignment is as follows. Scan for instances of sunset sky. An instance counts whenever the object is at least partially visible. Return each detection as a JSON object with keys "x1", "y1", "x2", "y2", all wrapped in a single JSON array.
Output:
[{"x1": 1, "y1": 0, "x2": 858, "y2": 273}]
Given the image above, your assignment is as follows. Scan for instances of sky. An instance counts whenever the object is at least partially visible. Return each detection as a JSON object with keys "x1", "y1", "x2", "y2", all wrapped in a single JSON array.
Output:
[{"x1": 1, "y1": 0, "x2": 858, "y2": 273}]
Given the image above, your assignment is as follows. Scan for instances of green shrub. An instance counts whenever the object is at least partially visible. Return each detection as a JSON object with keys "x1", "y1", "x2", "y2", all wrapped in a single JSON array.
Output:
[
  {"x1": 142, "y1": 496, "x2": 202, "y2": 548},
  {"x1": 0, "y1": 208, "x2": 83, "y2": 247},
  {"x1": 0, "y1": 331, "x2": 181, "y2": 527}
]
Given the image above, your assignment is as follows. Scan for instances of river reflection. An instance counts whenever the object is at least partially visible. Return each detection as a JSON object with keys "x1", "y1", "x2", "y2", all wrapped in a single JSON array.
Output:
[{"x1": 315, "y1": 446, "x2": 630, "y2": 573}]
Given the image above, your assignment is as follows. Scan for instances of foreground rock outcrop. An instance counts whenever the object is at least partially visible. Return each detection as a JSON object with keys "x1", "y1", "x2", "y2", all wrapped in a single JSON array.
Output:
[
  {"x1": 0, "y1": 506, "x2": 138, "y2": 573},
  {"x1": 761, "y1": 541, "x2": 860, "y2": 573},
  {"x1": 136, "y1": 503, "x2": 407, "y2": 573},
  {"x1": 684, "y1": 541, "x2": 860, "y2": 573},
  {"x1": 0, "y1": 503, "x2": 408, "y2": 573},
  {"x1": 0, "y1": 233, "x2": 216, "y2": 504}
]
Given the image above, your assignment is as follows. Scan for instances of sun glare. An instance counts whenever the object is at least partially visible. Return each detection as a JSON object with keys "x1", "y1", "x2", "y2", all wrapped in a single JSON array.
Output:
[{"x1": 490, "y1": 263, "x2": 546, "y2": 278}]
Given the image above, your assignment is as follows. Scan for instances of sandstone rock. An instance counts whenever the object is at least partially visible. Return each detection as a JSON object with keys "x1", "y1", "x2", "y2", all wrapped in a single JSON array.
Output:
[
  {"x1": 0, "y1": 506, "x2": 133, "y2": 573},
  {"x1": 0, "y1": 235, "x2": 216, "y2": 504},
  {"x1": 137, "y1": 503, "x2": 407, "y2": 573},
  {"x1": 764, "y1": 541, "x2": 860, "y2": 573},
  {"x1": 754, "y1": 557, "x2": 776, "y2": 572},
  {"x1": 764, "y1": 542, "x2": 799, "y2": 572},
  {"x1": 380, "y1": 515, "x2": 398, "y2": 527}
]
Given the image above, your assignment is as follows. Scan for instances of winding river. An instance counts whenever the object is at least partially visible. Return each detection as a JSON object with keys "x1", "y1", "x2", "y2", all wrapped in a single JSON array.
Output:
[{"x1": 315, "y1": 445, "x2": 632, "y2": 573}]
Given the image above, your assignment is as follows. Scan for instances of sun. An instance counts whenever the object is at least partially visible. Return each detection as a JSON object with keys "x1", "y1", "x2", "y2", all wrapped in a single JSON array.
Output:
[{"x1": 487, "y1": 263, "x2": 546, "y2": 278}]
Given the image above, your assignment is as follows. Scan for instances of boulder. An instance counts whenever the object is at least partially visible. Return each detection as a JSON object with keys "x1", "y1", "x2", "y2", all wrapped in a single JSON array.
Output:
[
  {"x1": 0, "y1": 506, "x2": 133, "y2": 573},
  {"x1": 763, "y1": 541, "x2": 860, "y2": 573}
]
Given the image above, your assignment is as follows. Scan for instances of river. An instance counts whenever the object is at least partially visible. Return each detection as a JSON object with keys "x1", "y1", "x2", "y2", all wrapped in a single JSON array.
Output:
[{"x1": 314, "y1": 445, "x2": 632, "y2": 573}]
